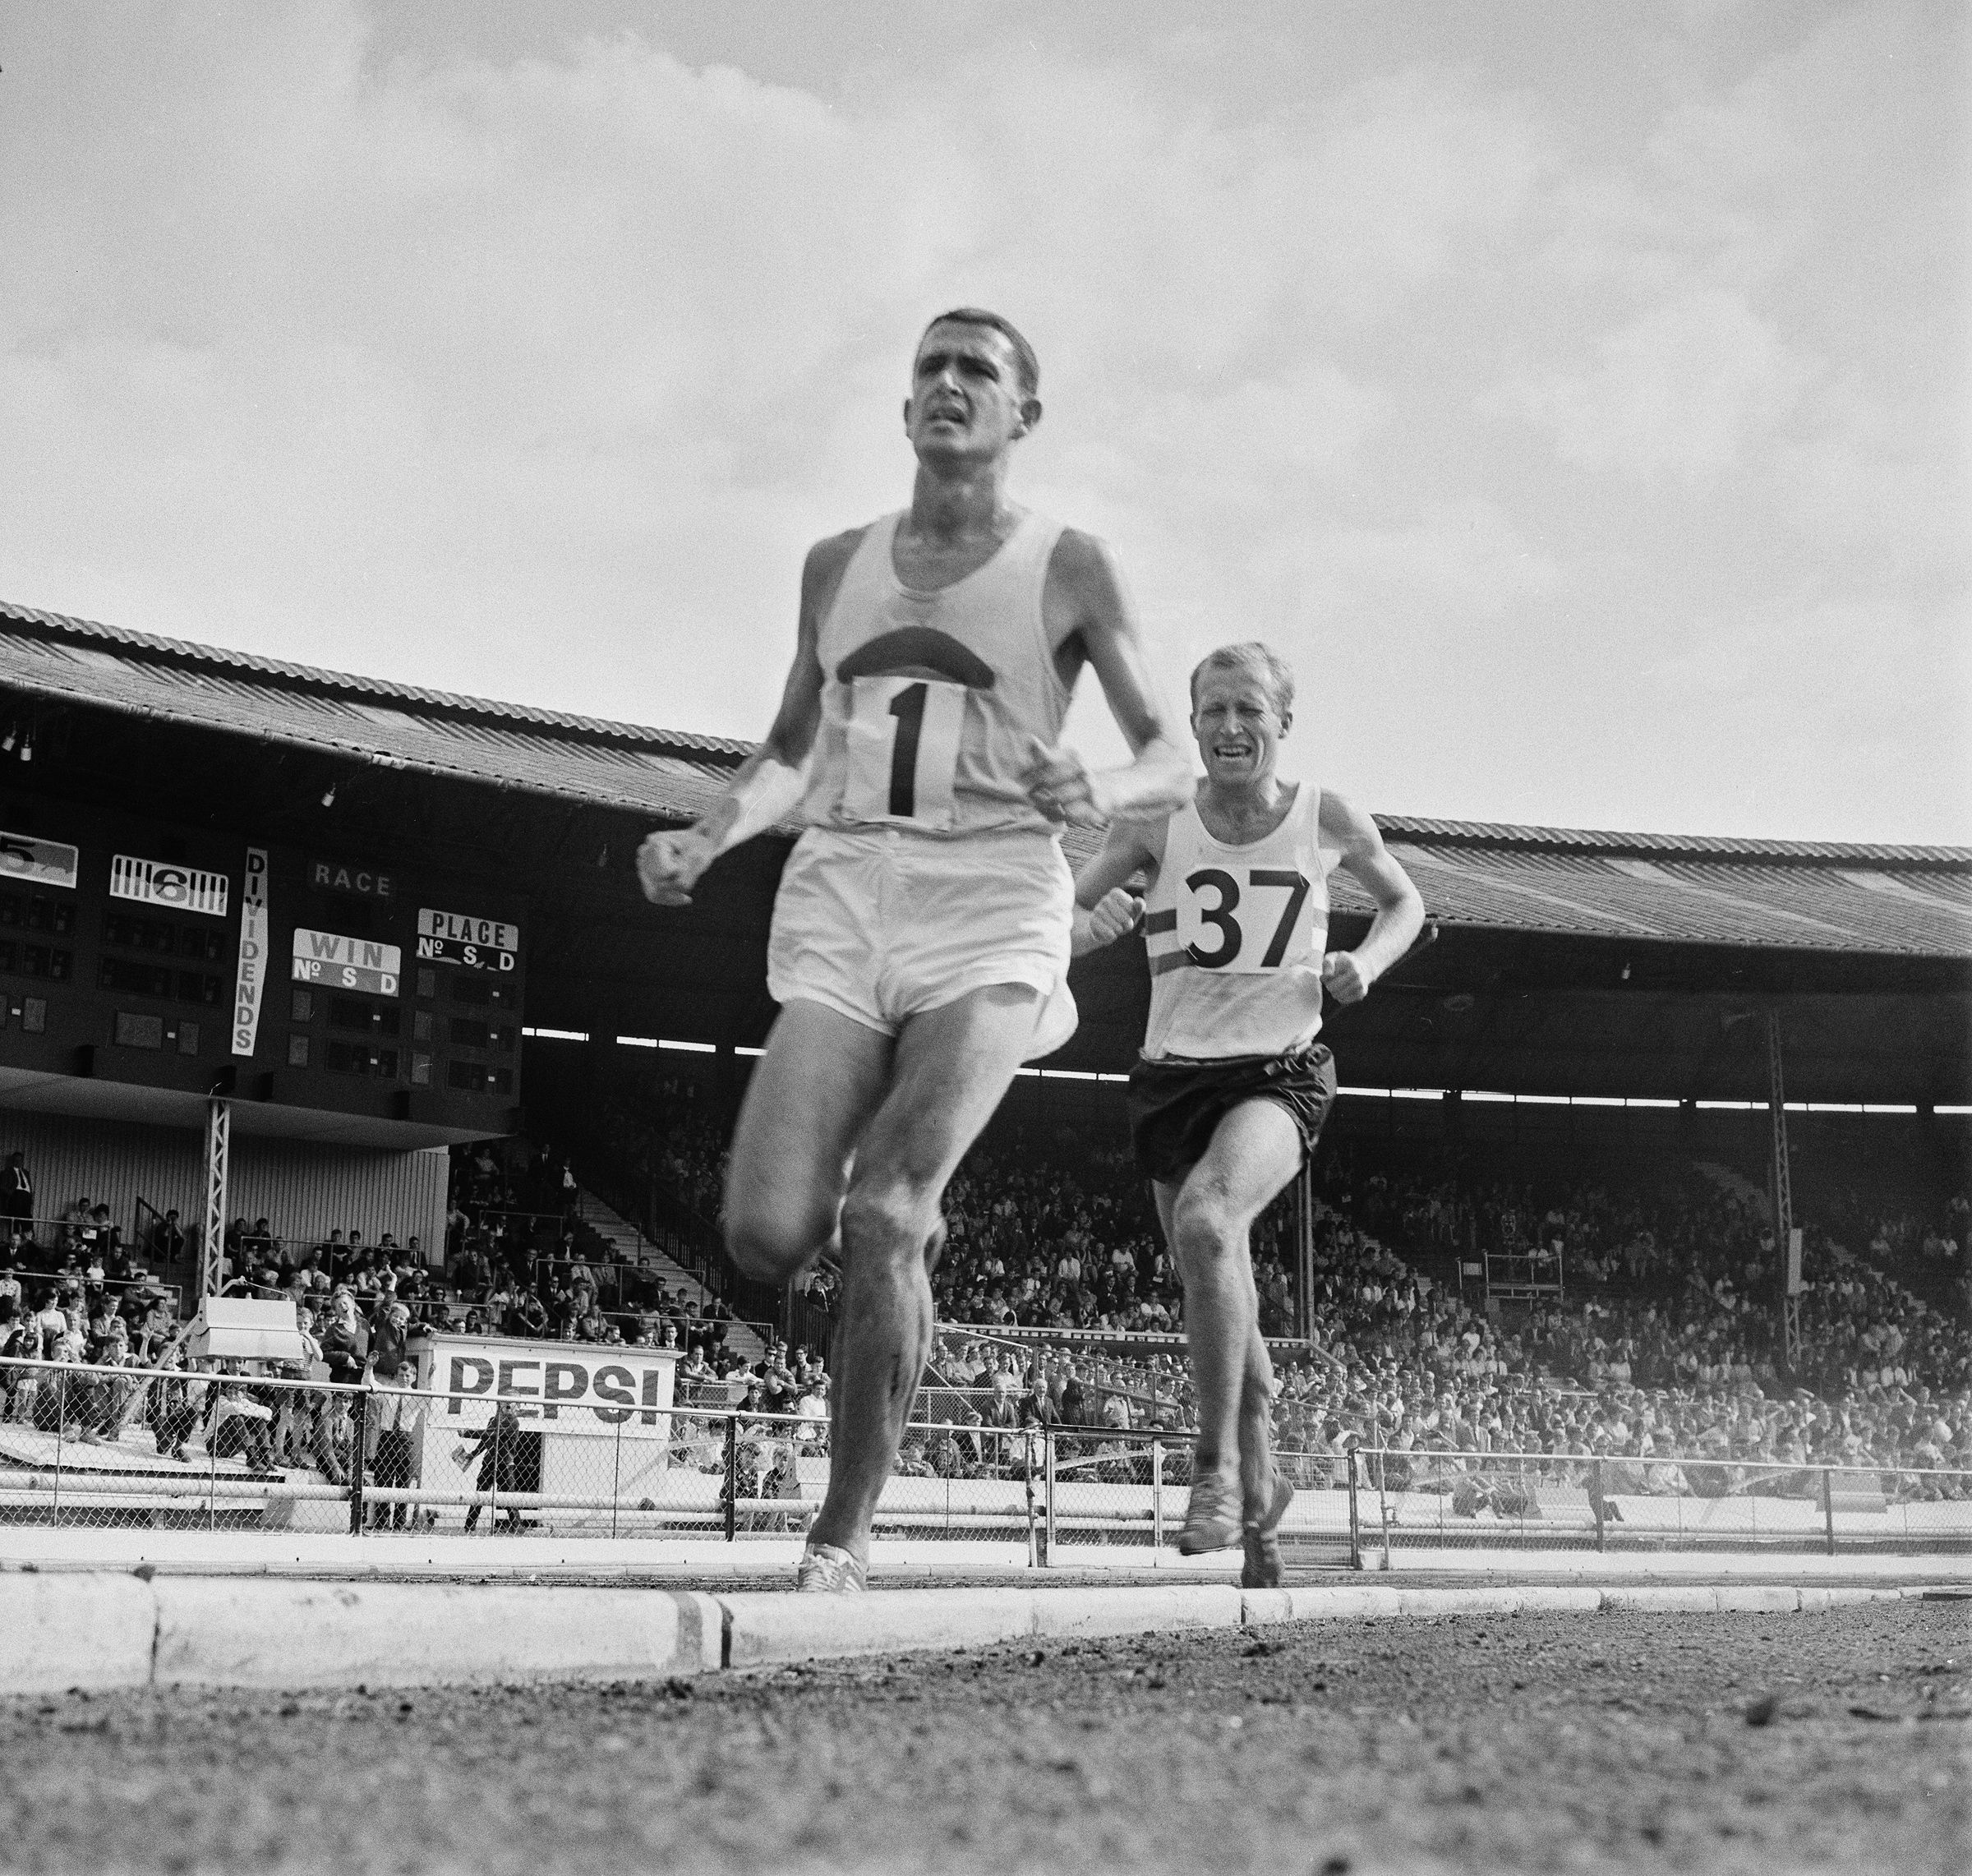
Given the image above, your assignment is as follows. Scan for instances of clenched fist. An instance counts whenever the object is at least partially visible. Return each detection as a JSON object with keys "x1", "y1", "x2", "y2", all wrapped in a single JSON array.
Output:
[
  {"x1": 1021, "y1": 742, "x2": 1112, "y2": 828},
  {"x1": 637, "y1": 827, "x2": 717, "y2": 906},
  {"x1": 1086, "y1": 886, "x2": 1143, "y2": 946},
  {"x1": 1320, "y1": 950, "x2": 1375, "y2": 1005}
]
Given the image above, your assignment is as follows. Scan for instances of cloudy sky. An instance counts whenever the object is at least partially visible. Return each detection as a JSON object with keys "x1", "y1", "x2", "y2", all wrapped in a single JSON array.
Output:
[{"x1": 2, "y1": 2, "x2": 1965, "y2": 842}]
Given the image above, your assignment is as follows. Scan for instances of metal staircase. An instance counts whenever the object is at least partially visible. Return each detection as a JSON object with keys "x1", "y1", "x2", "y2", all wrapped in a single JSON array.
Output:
[{"x1": 569, "y1": 1187, "x2": 767, "y2": 1365}]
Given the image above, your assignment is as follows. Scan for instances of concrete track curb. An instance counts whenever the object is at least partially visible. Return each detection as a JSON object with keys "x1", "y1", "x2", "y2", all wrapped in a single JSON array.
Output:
[{"x1": 0, "y1": 1574, "x2": 1946, "y2": 1693}]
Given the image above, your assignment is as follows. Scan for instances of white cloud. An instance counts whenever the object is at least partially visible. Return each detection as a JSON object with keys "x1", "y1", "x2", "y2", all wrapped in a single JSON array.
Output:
[
  {"x1": 1516, "y1": 287, "x2": 1816, "y2": 481},
  {"x1": 0, "y1": 0, "x2": 1960, "y2": 842}
]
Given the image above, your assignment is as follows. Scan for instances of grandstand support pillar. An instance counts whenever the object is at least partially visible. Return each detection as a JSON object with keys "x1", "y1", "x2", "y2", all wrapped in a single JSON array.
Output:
[
  {"x1": 1767, "y1": 1012, "x2": 1802, "y2": 1372},
  {"x1": 199, "y1": 1097, "x2": 230, "y2": 1300}
]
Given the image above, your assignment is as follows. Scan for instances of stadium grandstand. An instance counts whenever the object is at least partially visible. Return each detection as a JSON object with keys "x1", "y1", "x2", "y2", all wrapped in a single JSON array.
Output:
[{"x1": 0, "y1": 597, "x2": 1966, "y2": 1514}]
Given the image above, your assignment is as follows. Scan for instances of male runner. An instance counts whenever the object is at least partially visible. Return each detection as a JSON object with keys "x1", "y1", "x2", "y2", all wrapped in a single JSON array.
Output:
[
  {"x1": 638, "y1": 309, "x2": 1193, "y2": 1591},
  {"x1": 1071, "y1": 641, "x2": 1424, "y2": 1586}
]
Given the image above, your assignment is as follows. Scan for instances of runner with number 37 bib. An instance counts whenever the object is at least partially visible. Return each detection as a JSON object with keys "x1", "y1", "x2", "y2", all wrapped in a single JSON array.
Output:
[
  {"x1": 1071, "y1": 642, "x2": 1425, "y2": 1587},
  {"x1": 637, "y1": 310, "x2": 1194, "y2": 1593}
]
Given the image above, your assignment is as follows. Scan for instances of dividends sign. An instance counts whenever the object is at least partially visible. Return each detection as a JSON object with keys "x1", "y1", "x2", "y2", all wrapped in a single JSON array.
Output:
[
  {"x1": 231, "y1": 848, "x2": 269, "y2": 1058},
  {"x1": 433, "y1": 1336, "x2": 678, "y2": 1440}
]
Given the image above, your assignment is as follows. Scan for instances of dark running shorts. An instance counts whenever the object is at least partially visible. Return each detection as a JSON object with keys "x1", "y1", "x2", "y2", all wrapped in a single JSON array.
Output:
[{"x1": 1127, "y1": 1043, "x2": 1338, "y2": 1187}]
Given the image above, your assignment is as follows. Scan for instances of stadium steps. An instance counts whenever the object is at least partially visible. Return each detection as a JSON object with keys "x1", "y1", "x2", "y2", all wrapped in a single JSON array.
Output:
[{"x1": 569, "y1": 1188, "x2": 767, "y2": 1365}]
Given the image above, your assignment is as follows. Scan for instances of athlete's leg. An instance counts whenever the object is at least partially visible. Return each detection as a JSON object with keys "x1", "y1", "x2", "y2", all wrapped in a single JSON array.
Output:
[
  {"x1": 723, "y1": 1001, "x2": 894, "y2": 1284},
  {"x1": 1155, "y1": 1100, "x2": 1303, "y2": 1523},
  {"x1": 806, "y1": 983, "x2": 1044, "y2": 1564}
]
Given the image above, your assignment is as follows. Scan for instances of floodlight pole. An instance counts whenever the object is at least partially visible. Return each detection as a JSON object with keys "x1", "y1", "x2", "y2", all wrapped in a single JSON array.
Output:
[
  {"x1": 1767, "y1": 1013, "x2": 1802, "y2": 1371},
  {"x1": 200, "y1": 1096, "x2": 230, "y2": 1300}
]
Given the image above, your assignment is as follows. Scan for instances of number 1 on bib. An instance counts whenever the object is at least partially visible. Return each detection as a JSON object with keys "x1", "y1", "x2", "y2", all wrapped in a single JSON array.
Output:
[{"x1": 841, "y1": 675, "x2": 967, "y2": 829}]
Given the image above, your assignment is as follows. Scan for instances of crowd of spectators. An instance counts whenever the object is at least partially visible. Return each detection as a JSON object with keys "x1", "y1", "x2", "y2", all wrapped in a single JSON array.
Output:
[
  {"x1": 905, "y1": 1143, "x2": 1972, "y2": 1494},
  {"x1": 566, "y1": 1054, "x2": 1971, "y2": 1497},
  {"x1": 5, "y1": 1092, "x2": 1966, "y2": 1513},
  {"x1": 0, "y1": 1132, "x2": 834, "y2": 1500}
]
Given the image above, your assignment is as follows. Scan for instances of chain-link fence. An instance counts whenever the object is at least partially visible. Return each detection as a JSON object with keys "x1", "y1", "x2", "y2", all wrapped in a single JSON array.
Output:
[
  {"x1": 0, "y1": 1355, "x2": 365, "y2": 1532},
  {"x1": 1346, "y1": 1445, "x2": 1972, "y2": 1564},
  {"x1": 2, "y1": 1356, "x2": 1967, "y2": 1564}
]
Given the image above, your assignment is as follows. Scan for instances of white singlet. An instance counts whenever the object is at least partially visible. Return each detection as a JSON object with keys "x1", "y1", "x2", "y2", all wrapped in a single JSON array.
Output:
[
  {"x1": 798, "y1": 509, "x2": 1070, "y2": 840},
  {"x1": 1140, "y1": 782, "x2": 1334, "y2": 1062}
]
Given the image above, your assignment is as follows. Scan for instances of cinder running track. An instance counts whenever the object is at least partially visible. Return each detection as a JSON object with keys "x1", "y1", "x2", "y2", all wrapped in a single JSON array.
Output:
[{"x1": 2, "y1": 1600, "x2": 1964, "y2": 1874}]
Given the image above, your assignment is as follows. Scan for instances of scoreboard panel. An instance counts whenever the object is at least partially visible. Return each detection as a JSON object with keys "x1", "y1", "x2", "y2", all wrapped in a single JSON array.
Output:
[{"x1": 0, "y1": 803, "x2": 526, "y2": 1138}]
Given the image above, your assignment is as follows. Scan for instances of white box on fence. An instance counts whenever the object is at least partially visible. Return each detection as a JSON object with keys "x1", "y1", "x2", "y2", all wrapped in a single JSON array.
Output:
[{"x1": 186, "y1": 1298, "x2": 310, "y2": 1364}]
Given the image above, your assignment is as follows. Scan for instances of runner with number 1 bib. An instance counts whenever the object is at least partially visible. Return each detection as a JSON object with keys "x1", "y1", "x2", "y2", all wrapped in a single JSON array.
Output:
[
  {"x1": 1071, "y1": 642, "x2": 1424, "y2": 1586},
  {"x1": 638, "y1": 309, "x2": 1194, "y2": 1592}
]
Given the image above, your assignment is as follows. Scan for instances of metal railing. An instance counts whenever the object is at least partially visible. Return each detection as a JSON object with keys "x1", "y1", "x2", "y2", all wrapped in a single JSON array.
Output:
[
  {"x1": 1342, "y1": 1444, "x2": 1972, "y2": 1565},
  {"x1": 6, "y1": 1270, "x2": 185, "y2": 1314},
  {"x1": 2, "y1": 1356, "x2": 1965, "y2": 1560}
]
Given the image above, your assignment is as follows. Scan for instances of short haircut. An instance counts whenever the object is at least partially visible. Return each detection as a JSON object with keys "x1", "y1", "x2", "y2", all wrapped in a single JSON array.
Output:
[
  {"x1": 1189, "y1": 641, "x2": 1296, "y2": 717},
  {"x1": 918, "y1": 307, "x2": 1039, "y2": 399}
]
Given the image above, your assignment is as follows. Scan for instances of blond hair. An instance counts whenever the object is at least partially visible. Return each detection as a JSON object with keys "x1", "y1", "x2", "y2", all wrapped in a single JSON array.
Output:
[{"x1": 1188, "y1": 642, "x2": 1294, "y2": 717}]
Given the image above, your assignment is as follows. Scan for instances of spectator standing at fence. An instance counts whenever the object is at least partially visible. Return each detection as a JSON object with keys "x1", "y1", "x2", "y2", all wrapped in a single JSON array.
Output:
[
  {"x1": 365, "y1": 1301, "x2": 421, "y2": 1530},
  {"x1": 463, "y1": 1399, "x2": 524, "y2": 1533},
  {"x1": 1072, "y1": 640, "x2": 1425, "y2": 1586},
  {"x1": 317, "y1": 1289, "x2": 367, "y2": 1484}
]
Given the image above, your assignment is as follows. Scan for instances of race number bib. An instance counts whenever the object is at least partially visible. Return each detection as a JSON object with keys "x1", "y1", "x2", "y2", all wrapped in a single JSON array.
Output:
[
  {"x1": 1177, "y1": 866, "x2": 1315, "y2": 973},
  {"x1": 841, "y1": 675, "x2": 967, "y2": 830}
]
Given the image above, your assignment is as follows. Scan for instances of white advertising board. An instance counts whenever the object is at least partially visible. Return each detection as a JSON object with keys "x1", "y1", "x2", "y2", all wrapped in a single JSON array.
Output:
[{"x1": 419, "y1": 1334, "x2": 679, "y2": 1440}]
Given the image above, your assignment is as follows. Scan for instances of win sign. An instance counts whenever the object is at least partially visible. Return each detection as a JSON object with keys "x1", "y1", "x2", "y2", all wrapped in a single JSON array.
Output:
[{"x1": 290, "y1": 928, "x2": 403, "y2": 997}]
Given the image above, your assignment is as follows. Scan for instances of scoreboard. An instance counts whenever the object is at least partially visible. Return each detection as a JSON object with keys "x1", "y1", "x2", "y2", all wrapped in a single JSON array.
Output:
[{"x1": 0, "y1": 803, "x2": 527, "y2": 1139}]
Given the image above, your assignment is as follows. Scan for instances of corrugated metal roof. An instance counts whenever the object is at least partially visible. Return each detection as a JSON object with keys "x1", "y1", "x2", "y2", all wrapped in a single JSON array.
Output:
[
  {"x1": 2, "y1": 598, "x2": 1967, "y2": 958},
  {"x1": 0, "y1": 599, "x2": 750, "y2": 758},
  {"x1": 1371, "y1": 812, "x2": 1970, "y2": 868}
]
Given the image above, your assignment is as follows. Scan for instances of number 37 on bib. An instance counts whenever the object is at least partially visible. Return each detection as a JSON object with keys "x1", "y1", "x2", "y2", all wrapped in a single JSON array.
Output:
[{"x1": 1178, "y1": 866, "x2": 1315, "y2": 972}]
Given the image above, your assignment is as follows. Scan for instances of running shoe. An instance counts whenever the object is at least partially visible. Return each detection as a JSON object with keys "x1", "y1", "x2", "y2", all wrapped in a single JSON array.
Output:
[
  {"x1": 795, "y1": 1541, "x2": 867, "y2": 1593},
  {"x1": 1176, "y1": 1469, "x2": 1243, "y2": 1556},
  {"x1": 1241, "y1": 1469, "x2": 1296, "y2": 1589}
]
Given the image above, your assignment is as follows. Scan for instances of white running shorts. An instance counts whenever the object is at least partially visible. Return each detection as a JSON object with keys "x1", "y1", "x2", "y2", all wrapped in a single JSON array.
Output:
[{"x1": 767, "y1": 826, "x2": 1077, "y2": 1061}]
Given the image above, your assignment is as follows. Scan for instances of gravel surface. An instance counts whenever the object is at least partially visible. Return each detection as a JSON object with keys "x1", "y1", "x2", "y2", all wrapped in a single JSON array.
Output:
[{"x1": 0, "y1": 1600, "x2": 1965, "y2": 1874}]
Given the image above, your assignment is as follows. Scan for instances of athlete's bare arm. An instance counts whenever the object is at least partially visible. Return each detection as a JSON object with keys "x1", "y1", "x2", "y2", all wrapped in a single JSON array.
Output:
[
  {"x1": 636, "y1": 530, "x2": 862, "y2": 906},
  {"x1": 1020, "y1": 530, "x2": 1193, "y2": 829},
  {"x1": 1316, "y1": 790, "x2": 1426, "y2": 1004},
  {"x1": 1068, "y1": 815, "x2": 1168, "y2": 956}
]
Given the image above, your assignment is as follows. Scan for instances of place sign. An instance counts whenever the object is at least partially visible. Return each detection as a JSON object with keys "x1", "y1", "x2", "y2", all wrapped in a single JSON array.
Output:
[
  {"x1": 417, "y1": 906, "x2": 520, "y2": 975},
  {"x1": 111, "y1": 855, "x2": 228, "y2": 918},
  {"x1": 310, "y1": 858, "x2": 395, "y2": 901},
  {"x1": 291, "y1": 928, "x2": 402, "y2": 997},
  {"x1": 0, "y1": 832, "x2": 78, "y2": 892}
]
